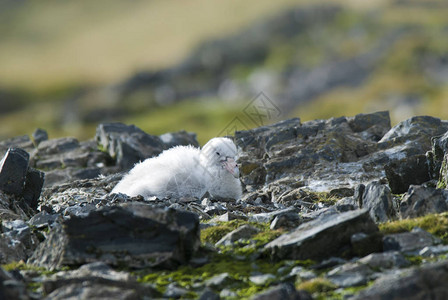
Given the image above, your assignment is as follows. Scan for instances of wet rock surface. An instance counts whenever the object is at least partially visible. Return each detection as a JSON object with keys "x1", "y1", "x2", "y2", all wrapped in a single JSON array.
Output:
[{"x1": 2, "y1": 112, "x2": 448, "y2": 298}]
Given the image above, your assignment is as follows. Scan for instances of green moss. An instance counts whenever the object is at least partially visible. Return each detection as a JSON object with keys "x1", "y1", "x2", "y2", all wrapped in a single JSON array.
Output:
[
  {"x1": 379, "y1": 212, "x2": 448, "y2": 243},
  {"x1": 2, "y1": 261, "x2": 53, "y2": 275},
  {"x1": 297, "y1": 277, "x2": 336, "y2": 294}
]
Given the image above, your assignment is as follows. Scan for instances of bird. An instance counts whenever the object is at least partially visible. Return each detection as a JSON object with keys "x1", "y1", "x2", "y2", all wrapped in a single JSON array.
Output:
[{"x1": 111, "y1": 137, "x2": 242, "y2": 200}]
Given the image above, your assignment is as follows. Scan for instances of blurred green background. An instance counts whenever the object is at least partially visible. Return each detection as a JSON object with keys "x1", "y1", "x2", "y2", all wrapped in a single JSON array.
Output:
[{"x1": 1, "y1": 0, "x2": 448, "y2": 144}]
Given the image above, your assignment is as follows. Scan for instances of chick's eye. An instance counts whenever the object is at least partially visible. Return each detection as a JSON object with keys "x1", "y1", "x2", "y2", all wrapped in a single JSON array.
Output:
[{"x1": 216, "y1": 152, "x2": 220, "y2": 156}]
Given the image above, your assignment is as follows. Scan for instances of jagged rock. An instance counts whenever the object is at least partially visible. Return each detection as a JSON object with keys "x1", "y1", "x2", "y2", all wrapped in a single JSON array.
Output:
[
  {"x1": 95, "y1": 123, "x2": 165, "y2": 170},
  {"x1": 0, "y1": 148, "x2": 29, "y2": 195},
  {"x1": 385, "y1": 154, "x2": 432, "y2": 194},
  {"x1": 42, "y1": 262, "x2": 158, "y2": 300},
  {"x1": 360, "y1": 181, "x2": 394, "y2": 223},
  {"x1": 399, "y1": 185, "x2": 448, "y2": 218},
  {"x1": 383, "y1": 227, "x2": 441, "y2": 253},
  {"x1": 264, "y1": 209, "x2": 379, "y2": 261},
  {"x1": 215, "y1": 225, "x2": 260, "y2": 247},
  {"x1": 379, "y1": 116, "x2": 448, "y2": 144},
  {"x1": 347, "y1": 111, "x2": 391, "y2": 141},
  {"x1": 28, "y1": 205, "x2": 200, "y2": 269},
  {"x1": 432, "y1": 130, "x2": 448, "y2": 161},
  {"x1": 0, "y1": 267, "x2": 29, "y2": 300},
  {"x1": 250, "y1": 283, "x2": 311, "y2": 300},
  {"x1": 353, "y1": 260, "x2": 448, "y2": 300},
  {"x1": 27, "y1": 211, "x2": 60, "y2": 229}
]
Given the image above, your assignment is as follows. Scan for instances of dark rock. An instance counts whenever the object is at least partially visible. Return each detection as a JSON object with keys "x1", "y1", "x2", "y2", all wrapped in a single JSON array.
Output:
[
  {"x1": 95, "y1": 123, "x2": 165, "y2": 170},
  {"x1": 353, "y1": 260, "x2": 448, "y2": 300},
  {"x1": 28, "y1": 211, "x2": 60, "y2": 229},
  {"x1": 22, "y1": 168, "x2": 44, "y2": 210},
  {"x1": 347, "y1": 111, "x2": 391, "y2": 141},
  {"x1": 36, "y1": 137, "x2": 79, "y2": 155},
  {"x1": 215, "y1": 225, "x2": 260, "y2": 247},
  {"x1": 399, "y1": 185, "x2": 448, "y2": 218},
  {"x1": 199, "y1": 287, "x2": 220, "y2": 300},
  {"x1": 0, "y1": 148, "x2": 29, "y2": 195},
  {"x1": 380, "y1": 116, "x2": 448, "y2": 144},
  {"x1": 28, "y1": 205, "x2": 200, "y2": 269},
  {"x1": 270, "y1": 212, "x2": 302, "y2": 230},
  {"x1": 250, "y1": 283, "x2": 311, "y2": 300},
  {"x1": 383, "y1": 227, "x2": 441, "y2": 253},
  {"x1": 385, "y1": 154, "x2": 432, "y2": 194},
  {"x1": 159, "y1": 130, "x2": 199, "y2": 148},
  {"x1": 211, "y1": 212, "x2": 248, "y2": 222},
  {"x1": 31, "y1": 128, "x2": 48, "y2": 145},
  {"x1": 264, "y1": 209, "x2": 379, "y2": 261},
  {"x1": 361, "y1": 181, "x2": 394, "y2": 223},
  {"x1": 42, "y1": 262, "x2": 158, "y2": 299},
  {"x1": 432, "y1": 130, "x2": 448, "y2": 161},
  {"x1": 0, "y1": 267, "x2": 29, "y2": 300},
  {"x1": 351, "y1": 232, "x2": 383, "y2": 257}
]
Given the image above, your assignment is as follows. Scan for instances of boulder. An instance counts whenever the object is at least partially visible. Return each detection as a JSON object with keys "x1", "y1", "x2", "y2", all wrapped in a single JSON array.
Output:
[
  {"x1": 0, "y1": 148, "x2": 29, "y2": 195},
  {"x1": 399, "y1": 185, "x2": 448, "y2": 218},
  {"x1": 28, "y1": 205, "x2": 200, "y2": 270},
  {"x1": 385, "y1": 154, "x2": 432, "y2": 194},
  {"x1": 96, "y1": 123, "x2": 165, "y2": 170},
  {"x1": 215, "y1": 225, "x2": 260, "y2": 247},
  {"x1": 264, "y1": 209, "x2": 380, "y2": 260},
  {"x1": 383, "y1": 227, "x2": 441, "y2": 253},
  {"x1": 353, "y1": 260, "x2": 448, "y2": 300},
  {"x1": 361, "y1": 181, "x2": 394, "y2": 223}
]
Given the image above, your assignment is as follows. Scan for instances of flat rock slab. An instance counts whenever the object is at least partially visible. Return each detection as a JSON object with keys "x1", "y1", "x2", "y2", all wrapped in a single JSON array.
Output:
[
  {"x1": 28, "y1": 205, "x2": 200, "y2": 270},
  {"x1": 264, "y1": 209, "x2": 379, "y2": 261}
]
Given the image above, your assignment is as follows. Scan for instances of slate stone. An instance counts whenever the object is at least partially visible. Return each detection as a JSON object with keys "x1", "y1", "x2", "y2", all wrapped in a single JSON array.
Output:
[
  {"x1": 327, "y1": 262, "x2": 371, "y2": 288},
  {"x1": 351, "y1": 232, "x2": 383, "y2": 257},
  {"x1": 0, "y1": 148, "x2": 29, "y2": 195},
  {"x1": 361, "y1": 181, "x2": 394, "y2": 223},
  {"x1": 383, "y1": 228, "x2": 441, "y2": 253},
  {"x1": 353, "y1": 260, "x2": 448, "y2": 300},
  {"x1": 399, "y1": 185, "x2": 448, "y2": 218},
  {"x1": 27, "y1": 211, "x2": 60, "y2": 229},
  {"x1": 249, "y1": 207, "x2": 298, "y2": 223},
  {"x1": 28, "y1": 205, "x2": 200, "y2": 270},
  {"x1": 385, "y1": 154, "x2": 432, "y2": 194},
  {"x1": 264, "y1": 209, "x2": 379, "y2": 261},
  {"x1": 96, "y1": 122, "x2": 166, "y2": 170}
]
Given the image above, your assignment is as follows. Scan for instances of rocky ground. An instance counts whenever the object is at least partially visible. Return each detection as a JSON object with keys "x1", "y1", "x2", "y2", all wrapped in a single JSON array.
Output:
[{"x1": 2, "y1": 111, "x2": 448, "y2": 299}]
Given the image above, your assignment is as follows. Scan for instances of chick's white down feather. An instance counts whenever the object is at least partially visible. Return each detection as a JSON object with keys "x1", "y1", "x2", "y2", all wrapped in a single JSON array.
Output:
[{"x1": 112, "y1": 137, "x2": 242, "y2": 200}]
